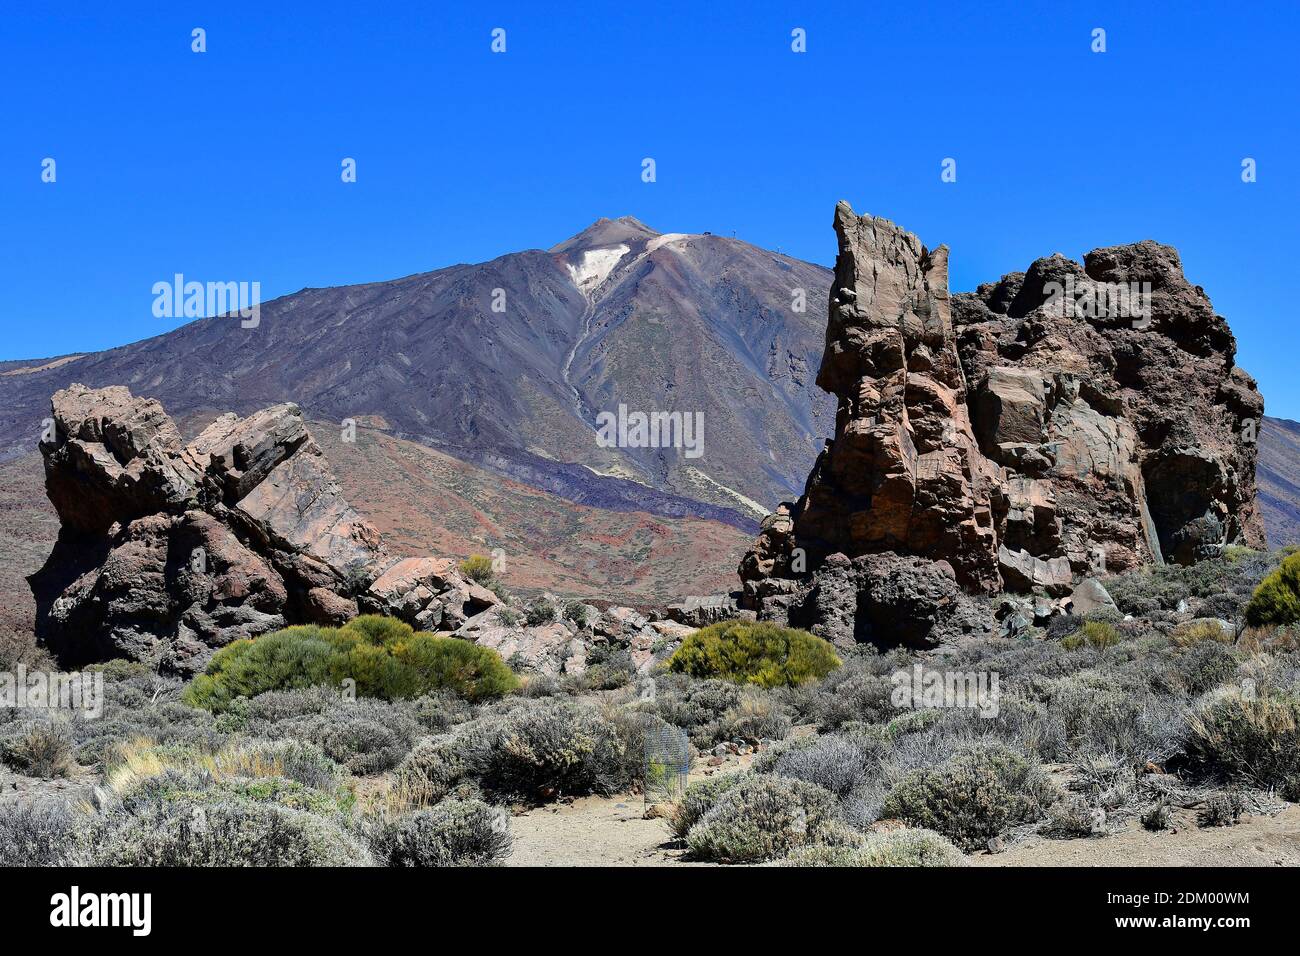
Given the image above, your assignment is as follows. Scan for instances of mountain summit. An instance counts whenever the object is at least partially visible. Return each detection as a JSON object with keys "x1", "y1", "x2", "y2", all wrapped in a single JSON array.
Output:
[
  {"x1": 0, "y1": 219, "x2": 837, "y2": 523},
  {"x1": 550, "y1": 215, "x2": 660, "y2": 256}
]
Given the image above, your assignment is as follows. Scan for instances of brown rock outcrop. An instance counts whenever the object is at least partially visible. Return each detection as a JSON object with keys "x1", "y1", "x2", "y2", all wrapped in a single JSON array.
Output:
[
  {"x1": 29, "y1": 384, "x2": 496, "y2": 674},
  {"x1": 786, "y1": 203, "x2": 1003, "y2": 592},
  {"x1": 741, "y1": 203, "x2": 1263, "y2": 646}
]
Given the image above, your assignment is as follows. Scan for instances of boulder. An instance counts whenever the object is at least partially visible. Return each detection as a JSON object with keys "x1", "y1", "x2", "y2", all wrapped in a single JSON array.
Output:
[
  {"x1": 29, "y1": 385, "x2": 494, "y2": 675},
  {"x1": 665, "y1": 594, "x2": 741, "y2": 627},
  {"x1": 1066, "y1": 578, "x2": 1118, "y2": 617},
  {"x1": 789, "y1": 552, "x2": 994, "y2": 652}
]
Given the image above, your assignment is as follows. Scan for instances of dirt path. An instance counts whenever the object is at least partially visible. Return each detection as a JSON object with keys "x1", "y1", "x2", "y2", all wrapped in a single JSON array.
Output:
[
  {"x1": 504, "y1": 762, "x2": 1300, "y2": 867},
  {"x1": 506, "y1": 794, "x2": 690, "y2": 867},
  {"x1": 973, "y1": 805, "x2": 1300, "y2": 867},
  {"x1": 506, "y1": 759, "x2": 751, "y2": 867}
]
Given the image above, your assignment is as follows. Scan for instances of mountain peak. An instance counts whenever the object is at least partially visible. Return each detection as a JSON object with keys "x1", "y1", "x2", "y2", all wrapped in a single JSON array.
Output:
[{"x1": 550, "y1": 216, "x2": 660, "y2": 255}]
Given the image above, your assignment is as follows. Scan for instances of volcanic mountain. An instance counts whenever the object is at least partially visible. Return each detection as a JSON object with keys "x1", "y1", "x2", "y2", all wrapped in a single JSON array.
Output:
[
  {"x1": 0, "y1": 218, "x2": 834, "y2": 636},
  {"x1": 0, "y1": 217, "x2": 835, "y2": 521}
]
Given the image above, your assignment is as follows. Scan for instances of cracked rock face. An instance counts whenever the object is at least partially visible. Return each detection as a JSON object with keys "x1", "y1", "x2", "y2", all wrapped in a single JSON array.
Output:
[
  {"x1": 741, "y1": 202, "x2": 1263, "y2": 648},
  {"x1": 28, "y1": 384, "x2": 496, "y2": 674},
  {"x1": 955, "y1": 236, "x2": 1264, "y2": 569}
]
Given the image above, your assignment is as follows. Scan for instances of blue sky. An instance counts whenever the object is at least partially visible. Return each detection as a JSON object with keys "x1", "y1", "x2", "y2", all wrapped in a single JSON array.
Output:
[{"x1": 3, "y1": 1, "x2": 1298, "y2": 413}]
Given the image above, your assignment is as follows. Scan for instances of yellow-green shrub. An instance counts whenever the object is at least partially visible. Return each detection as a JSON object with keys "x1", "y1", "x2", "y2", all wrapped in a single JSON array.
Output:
[
  {"x1": 1245, "y1": 551, "x2": 1300, "y2": 627},
  {"x1": 458, "y1": 555, "x2": 496, "y2": 584},
  {"x1": 1171, "y1": 620, "x2": 1233, "y2": 647},
  {"x1": 1186, "y1": 688, "x2": 1300, "y2": 787},
  {"x1": 1061, "y1": 620, "x2": 1119, "y2": 651},
  {"x1": 184, "y1": 616, "x2": 517, "y2": 711},
  {"x1": 668, "y1": 620, "x2": 841, "y2": 688}
]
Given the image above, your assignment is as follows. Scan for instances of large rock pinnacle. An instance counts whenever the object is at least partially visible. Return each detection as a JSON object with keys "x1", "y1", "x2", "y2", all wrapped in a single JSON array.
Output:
[
  {"x1": 740, "y1": 202, "x2": 1264, "y2": 650},
  {"x1": 794, "y1": 202, "x2": 1002, "y2": 591}
]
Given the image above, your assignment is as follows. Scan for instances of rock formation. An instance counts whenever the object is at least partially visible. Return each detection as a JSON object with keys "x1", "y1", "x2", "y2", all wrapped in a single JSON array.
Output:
[
  {"x1": 954, "y1": 239, "x2": 1264, "y2": 570},
  {"x1": 29, "y1": 385, "x2": 498, "y2": 674},
  {"x1": 740, "y1": 202, "x2": 1263, "y2": 649}
]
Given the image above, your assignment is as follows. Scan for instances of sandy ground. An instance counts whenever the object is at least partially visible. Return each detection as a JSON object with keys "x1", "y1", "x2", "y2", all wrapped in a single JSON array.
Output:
[
  {"x1": 506, "y1": 794, "x2": 689, "y2": 867},
  {"x1": 506, "y1": 757, "x2": 752, "y2": 867},
  {"x1": 504, "y1": 752, "x2": 1300, "y2": 867},
  {"x1": 973, "y1": 804, "x2": 1300, "y2": 867}
]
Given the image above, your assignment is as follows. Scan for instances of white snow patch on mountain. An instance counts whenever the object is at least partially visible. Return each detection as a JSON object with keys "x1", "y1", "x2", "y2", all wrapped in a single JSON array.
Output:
[
  {"x1": 646, "y1": 233, "x2": 688, "y2": 254},
  {"x1": 567, "y1": 245, "x2": 630, "y2": 296}
]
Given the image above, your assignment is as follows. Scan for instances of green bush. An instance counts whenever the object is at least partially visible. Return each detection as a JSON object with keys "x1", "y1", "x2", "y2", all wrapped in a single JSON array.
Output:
[
  {"x1": 1, "y1": 721, "x2": 76, "y2": 779},
  {"x1": 669, "y1": 620, "x2": 841, "y2": 689},
  {"x1": 184, "y1": 616, "x2": 517, "y2": 711},
  {"x1": 390, "y1": 635, "x2": 519, "y2": 701},
  {"x1": 82, "y1": 799, "x2": 371, "y2": 866},
  {"x1": 460, "y1": 700, "x2": 639, "y2": 803},
  {"x1": 685, "y1": 775, "x2": 843, "y2": 863},
  {"x1": 368, "y1": 800, "x2": 512, "y2": 866},
  {"x1": 525, "y1": 600, "x2": 557, "y2": 627},
  {"x1": 669, "y1": 772, "x2": 750, "y2": 839},
  {"x1": 1061, "y1": 620, "x2": 1119, "y2": 651},
  {"x1": 779, "y1": 828, "x2": 966, "y2": 867},
  {"x1": 1246, "y1": 552, "x2": 1300, "y2": 627},
  {"x1": 0, "y1": 801, "x2": 80, "y2": 866},
  {"x1": 1185, "y1": 688, "x2": 1300, "y2": 787},
  {"x1": 459, "y1": 555, "x2": 496, "y2": 585},
  {"x1": 341, "y1": 614, "x2": 414, "y2": 647},
  {"x1": 881, "y1": 743, "x2": 1055, "y2": 850},
  {"x1": 563, "y1": 601, "x2": 591, "y2": 627}
]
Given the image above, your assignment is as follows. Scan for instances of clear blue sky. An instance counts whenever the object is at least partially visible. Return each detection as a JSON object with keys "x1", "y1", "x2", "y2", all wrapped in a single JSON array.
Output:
[{"x1": 3, "y1": 2, "x2": 1298, "y2": 413}]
